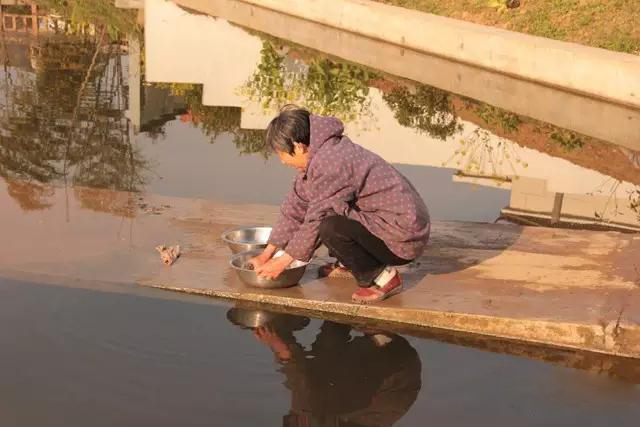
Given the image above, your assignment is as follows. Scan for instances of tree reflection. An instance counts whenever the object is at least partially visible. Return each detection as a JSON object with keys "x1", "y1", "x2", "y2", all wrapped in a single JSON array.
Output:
[
  {"x1": 33, "y1": 0, "x2": 140, "y2": 39},
  {"x1": 5, "y1": 180, "x2": 55, "y2": 211},
  {"x1": 1, "y1": 32, "x2": 146, "y2": 211},
  {"x1": 242, "y1": 41, "x2": 375, "y2": 124},
  {"x1": 383, "y1": 84, "x2": 461, "y2": 141},
  {"x1": 162, "y1": 83, "x2": 268, "y2": 156},
  {"x1": 442, "y1": 128, "x2": 527, "y2": 186}
]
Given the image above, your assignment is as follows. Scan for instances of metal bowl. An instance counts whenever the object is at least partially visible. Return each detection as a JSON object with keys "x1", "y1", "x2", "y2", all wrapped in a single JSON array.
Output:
[
  {"x1": 226, "y1": 308, "x2": 278, "y2": 329},
  {"x1": 221, "y1": 226, "x2": 272, "y2": 254},
  {"x1": 226, "y1": 307, "x2": 311, "y2": 330},
  {"x1": 230, "y1": 249, "x2": 308, "y2": 289}
]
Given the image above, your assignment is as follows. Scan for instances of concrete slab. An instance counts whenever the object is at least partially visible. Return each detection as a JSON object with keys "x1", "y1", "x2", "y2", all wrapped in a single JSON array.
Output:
[{"x1": 2, "y1": 179, "x2": 639, "y2": 358}]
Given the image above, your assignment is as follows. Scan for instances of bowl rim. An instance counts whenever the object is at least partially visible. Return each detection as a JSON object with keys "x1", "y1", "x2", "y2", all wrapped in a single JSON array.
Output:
[{"x1": 220, "y1": 226, "x2": 273, "y2": 245}]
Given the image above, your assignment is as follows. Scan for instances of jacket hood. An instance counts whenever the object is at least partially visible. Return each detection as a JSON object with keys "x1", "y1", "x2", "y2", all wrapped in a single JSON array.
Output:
[{"x1": 308, "y1": 115, "x2": 344, "y2": 158}]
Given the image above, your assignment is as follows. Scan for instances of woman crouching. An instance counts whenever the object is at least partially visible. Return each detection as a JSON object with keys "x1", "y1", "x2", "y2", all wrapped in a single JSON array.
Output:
[{"x1": 250, "y1": 106, "x2": 430, "y2": 304}]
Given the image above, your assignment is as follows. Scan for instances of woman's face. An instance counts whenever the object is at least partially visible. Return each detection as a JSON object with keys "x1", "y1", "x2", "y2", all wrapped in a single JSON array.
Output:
[{"x1": 278, "y1": 143, "x2": 309, "y2": 173}]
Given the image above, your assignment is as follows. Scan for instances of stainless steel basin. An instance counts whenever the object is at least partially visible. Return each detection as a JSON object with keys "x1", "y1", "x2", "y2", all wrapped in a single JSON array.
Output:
[
  {"x1": 227, "y1": 308, "x2": 278, "y2": 328},
  {"x1": 230, "y1": 249, "x2": 308, "y2": 289},
  {"x1": 226, "y1": 306, "x2": 310, "y2": 330},
  {"x1": 221, "y1": 226, "x2": 272, "y2": 254}
]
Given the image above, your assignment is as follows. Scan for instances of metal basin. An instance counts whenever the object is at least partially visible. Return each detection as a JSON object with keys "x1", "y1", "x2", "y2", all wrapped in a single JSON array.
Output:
[
  {"x1": 221, "y1": 226, "x2": 272, "y2": 254},
  {"x1": 226, "y1": 308, "x2": 278, "y2": 329},
  {"x1": 230, "y1": 249, "x2": 308, "y2": 289},
  {"x1": 226, "y1": 307, "x2": 310, "y2": 330}
]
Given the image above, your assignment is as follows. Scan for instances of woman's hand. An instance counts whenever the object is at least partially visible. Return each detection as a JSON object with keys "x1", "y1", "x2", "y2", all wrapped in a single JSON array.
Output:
[
  {"x1": 247, "y1": 244, "x2": 278, "y2": 269},
  {"x1": 255, "y1": 252, "x2": 294, "y2": 279},
  {"x1": 254, "y1": 326, "x2": 292, "y2": 361},
  {"x1": 247, "y1": 255, "x2": 267, "y2": 270}
]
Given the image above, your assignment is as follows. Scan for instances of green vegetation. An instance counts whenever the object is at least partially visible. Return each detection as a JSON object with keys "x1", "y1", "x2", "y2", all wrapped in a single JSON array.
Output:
[
  {"x1": 242, "y1": 41, "x2": 375, "y2": 123},
  {"x1": 467, "y1": 101, "x2": 521, "y2": 133},
  {"x1": 383, "y1": 85, "x2": 461, "y2": 140},
  {"x1": 34, "y1": 0, "x2": 140, "y2": 39},
  {"x1": 442, "y1": 128, "x2": 527, "y2": 184},
  {"x1": 550, "y1": 130, "x2": 585, "y2": 151},
  {"x1": 374, "y1": 0, "x2": 640, "y2": 54}
]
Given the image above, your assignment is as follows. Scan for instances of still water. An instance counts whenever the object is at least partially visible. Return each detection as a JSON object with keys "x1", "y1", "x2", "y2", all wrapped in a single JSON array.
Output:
[
  {"x1": 1, "y1": 278, "x2": 639, "y2": 426},
  {"x1": 1, "y1": 1, "x2": 639, "y2": 229},
  {"x1": 1, "y1": 1, "x2": 640, "y2": 425}
]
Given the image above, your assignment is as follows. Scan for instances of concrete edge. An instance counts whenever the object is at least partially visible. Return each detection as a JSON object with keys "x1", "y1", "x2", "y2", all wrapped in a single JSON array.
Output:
[
  {"x1": 226, "y1": 0, "x2": 640, "y2": 108},
  {"x1": 142, "y1": 283, "x2": 640, "y2": 359}
]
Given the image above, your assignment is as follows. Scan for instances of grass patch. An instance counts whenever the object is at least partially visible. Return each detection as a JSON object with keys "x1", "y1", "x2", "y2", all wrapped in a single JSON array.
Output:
[{"x1": 373, "y1": 0, "x2": 640, "y2": 54}]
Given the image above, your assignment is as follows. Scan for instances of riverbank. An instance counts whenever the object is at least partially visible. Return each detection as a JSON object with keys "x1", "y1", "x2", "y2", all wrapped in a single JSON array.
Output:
[
  {"x1": 2, "y1": 180, "x2": 639, "y2": 358},
  {"x1": 374, "y1": 0, "x2": 640, "y2": 55},
  {"x1": 173, "y1": 0, "x2": 640, "y2": 109}
]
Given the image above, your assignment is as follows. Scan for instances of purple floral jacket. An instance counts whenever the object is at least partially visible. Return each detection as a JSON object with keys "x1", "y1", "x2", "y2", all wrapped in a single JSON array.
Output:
[{"x1": 268, "y1": 115, "x2": 431, "y2": 262}]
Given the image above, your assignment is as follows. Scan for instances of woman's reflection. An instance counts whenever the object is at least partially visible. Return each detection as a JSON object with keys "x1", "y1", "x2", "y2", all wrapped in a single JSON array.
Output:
[{"x1": 227, "y1": 308, "x2": 422, "y2": 427}]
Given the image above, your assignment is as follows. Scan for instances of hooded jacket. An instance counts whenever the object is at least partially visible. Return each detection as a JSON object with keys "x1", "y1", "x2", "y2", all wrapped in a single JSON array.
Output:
[{"x1": 268, "y1": 115, "x2": 431, "y2": 262}]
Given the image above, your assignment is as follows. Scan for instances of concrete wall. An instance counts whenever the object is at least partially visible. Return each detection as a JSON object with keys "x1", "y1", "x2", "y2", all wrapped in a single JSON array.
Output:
[
  {"x1": 171, "y1": 0, "x2": 640, "y2": 152},
  {"x1": 508, "y1": 177, "x2": 639, "y2": 229},
  {"x1": 230, "y1": 0, "x2": 640, "y2": 109}
]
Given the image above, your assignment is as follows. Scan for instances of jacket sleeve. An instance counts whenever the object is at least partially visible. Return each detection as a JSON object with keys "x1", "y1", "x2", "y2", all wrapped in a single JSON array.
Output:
[
  {"x1": 284, "y1": 162, "x2": 355, "y2": 261},
  {"x1": 267, "y1": 177, "x2": 308, "y2": 249}
]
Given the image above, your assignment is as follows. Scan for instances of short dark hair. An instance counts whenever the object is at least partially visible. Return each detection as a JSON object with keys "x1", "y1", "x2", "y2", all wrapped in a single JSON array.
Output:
[{"x1": 265, "y1": 105, "x2": 310, "y2": 154}]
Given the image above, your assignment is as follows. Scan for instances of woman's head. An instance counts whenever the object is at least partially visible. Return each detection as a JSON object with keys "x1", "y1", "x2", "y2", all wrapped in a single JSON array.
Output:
[{"x1": 266, "y1": 105, "x2": 311, "y2": 172}]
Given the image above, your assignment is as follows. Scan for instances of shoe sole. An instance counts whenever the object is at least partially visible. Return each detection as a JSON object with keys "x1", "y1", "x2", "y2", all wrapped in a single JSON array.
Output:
[
  {"x1": 318, "y1": 267, "x2": 355, "y2": 280},
  {"x1": 352, "y1": 284, "x2": 403, "y2": 304},
  {"x1": 327, "y1": 270, "x2": 356, "y2": 279}
]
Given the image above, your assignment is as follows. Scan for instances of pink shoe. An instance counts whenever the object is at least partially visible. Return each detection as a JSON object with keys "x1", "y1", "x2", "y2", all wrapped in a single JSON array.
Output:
[
  {"x1": 318, "y1": 262, "x2": 355, "y2": 279},
  {"x1": 351, "y1": 273, "x2": 403, "y2": 304}
]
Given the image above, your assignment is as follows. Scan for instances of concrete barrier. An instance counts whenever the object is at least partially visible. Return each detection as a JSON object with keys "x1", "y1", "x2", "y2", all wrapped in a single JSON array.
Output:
[
  {"x1": 211, "y1": 0, "x2": 640, "y2": 109},
  {"x1": 170, "y1": 0, "x2": 640, "y2": 150}
]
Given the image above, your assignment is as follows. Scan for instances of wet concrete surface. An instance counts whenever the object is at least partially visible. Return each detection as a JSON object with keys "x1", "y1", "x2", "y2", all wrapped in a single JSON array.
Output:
[{"x1": 2, "y1": 179, "x2": 639, "y2": 357}]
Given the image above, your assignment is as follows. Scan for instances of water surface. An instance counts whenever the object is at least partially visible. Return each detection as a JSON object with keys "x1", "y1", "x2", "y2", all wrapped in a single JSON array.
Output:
[
  {"x1": 1, "y1": 1, "x2": 639, "y2": 230},
  {"x1": 1, "y1": 278, "x2": 639, "y2": 427}
]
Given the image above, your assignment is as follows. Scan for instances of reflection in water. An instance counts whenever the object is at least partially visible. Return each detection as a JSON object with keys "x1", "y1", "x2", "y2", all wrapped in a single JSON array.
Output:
[
  {"x1": 227, "y1": 308, "x2": 421, "y2": 427},
  {"x1": 383, "y1": 84, "x2": 461, "y2": 141},
  {"x1": 166, "y1": 83, "x2": 267, "y2": 155},
  {"x1": 1, "y1": 31, "x2": 146, "y2": 211},
  {"x1": 142, "y1": 0, "x2": 640, "y2": 231},
  {"x1": 2, "y1": 0, "x2": 639, "y2": 231},
  {"x1": 242, "y1": 40, "x2": 375, "y2": 125},
  {"x1": 5, "y1": 179, "x2": 55, "y2": 210}
]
